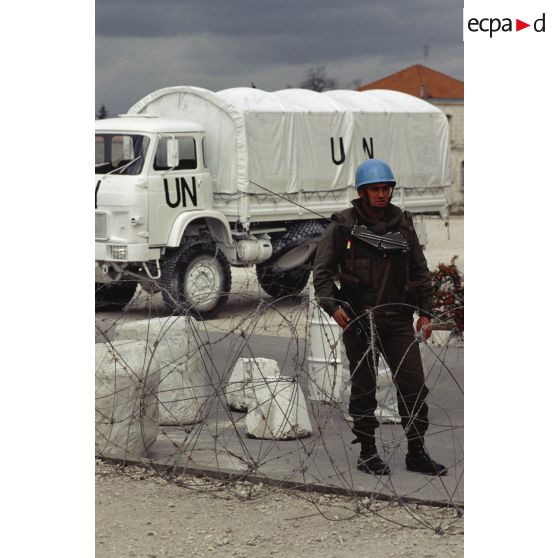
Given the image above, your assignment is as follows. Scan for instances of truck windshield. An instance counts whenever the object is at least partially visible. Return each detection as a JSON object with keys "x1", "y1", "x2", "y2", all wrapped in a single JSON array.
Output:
[{"x1": 95, "y1": 134, "x2": 150, "y2": 175}]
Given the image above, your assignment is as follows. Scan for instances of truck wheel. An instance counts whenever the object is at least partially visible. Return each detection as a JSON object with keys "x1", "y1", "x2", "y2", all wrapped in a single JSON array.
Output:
[
  {"x1": 95, "y1": 280, "x2": 138, "y2": 312},
  {"x1": 160, "y1": 241, "x2": 232, "y2": 319},
  {"x1": 256, "y1": 220, "x2": 327, "y2": 298}
]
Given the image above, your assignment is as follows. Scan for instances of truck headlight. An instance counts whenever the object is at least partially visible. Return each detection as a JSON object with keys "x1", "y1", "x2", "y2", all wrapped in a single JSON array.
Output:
[{"x1": 109, "y1": 244, "x2": 128, "y2": 260}]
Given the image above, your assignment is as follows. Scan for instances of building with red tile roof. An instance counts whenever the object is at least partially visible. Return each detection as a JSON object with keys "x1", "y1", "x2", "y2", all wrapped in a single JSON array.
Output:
[
  {"x1": 359, "y1": 65, "x2": 464, "y2": 213},
  {"x1": 358, "y1": 64, "x2": 463, "y2": 101}
]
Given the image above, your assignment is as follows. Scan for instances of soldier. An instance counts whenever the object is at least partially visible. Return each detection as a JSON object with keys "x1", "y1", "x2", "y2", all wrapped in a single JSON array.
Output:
[{"x1": 313, "y1": 159, "x2": 447, "y2": 476}]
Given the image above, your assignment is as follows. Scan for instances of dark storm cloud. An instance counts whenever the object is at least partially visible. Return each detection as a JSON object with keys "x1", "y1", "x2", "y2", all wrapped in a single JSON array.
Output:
[
  {"x1": 96, "y1": 0, "x2": 461, "y2": 53},
  {"x1": 96, "y1": 0, "x2": 384, "y2": 38},
  {"x1": 96, "y1": 0, "x2": 463, "y2": 114}
]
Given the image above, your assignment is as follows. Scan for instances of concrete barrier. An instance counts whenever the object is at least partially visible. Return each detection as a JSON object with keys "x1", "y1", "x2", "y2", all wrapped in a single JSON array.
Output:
[
  {"x1": 245, "y1": 377, "x2": 312, "y2": 440},
  {"x1": 113, "y1": 317, "x2": 209, "y2": 425},
  {"x1": 307, "y1": 282, "x2": 348, "y2": 402},
  {"x1": 375, "y1": 355, "x2": 401, "y2": 424},
  {"x1": 226, "y1": 357, "x2": 281, "y2": 412},
  {"x1": 95, "y1": 340, "x2": 160, "y2": 458}
]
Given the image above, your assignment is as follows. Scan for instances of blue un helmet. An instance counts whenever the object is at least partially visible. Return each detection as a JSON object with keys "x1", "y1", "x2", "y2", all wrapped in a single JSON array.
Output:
[{"x1": 354, "y1": 159, "x2": 397, "y2": 190}]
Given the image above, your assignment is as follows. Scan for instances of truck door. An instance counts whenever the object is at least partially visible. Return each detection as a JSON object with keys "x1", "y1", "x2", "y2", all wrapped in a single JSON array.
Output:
[{"x1": 147, "y1": 134, "x2": 208, "y2": 246}]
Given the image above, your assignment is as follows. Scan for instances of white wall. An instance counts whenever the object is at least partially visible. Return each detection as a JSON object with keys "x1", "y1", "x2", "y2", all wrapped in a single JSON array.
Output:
[{"x1": 431, "y1": 101, "x2": 464, "y2": 213}]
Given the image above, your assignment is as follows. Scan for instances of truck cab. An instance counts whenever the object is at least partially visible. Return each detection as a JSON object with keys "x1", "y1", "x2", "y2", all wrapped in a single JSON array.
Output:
[
  {"x1": 95, "y1": 116, "x2": 231, "y2": 313},
  {"x1": 95, "y1": 116, "x2": 212, "y2": 281}
]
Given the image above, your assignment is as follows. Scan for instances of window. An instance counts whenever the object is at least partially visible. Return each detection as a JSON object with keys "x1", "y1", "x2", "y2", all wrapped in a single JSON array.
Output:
[
  {"x1": 154, "y1": 136, "x2": 197, "y2": 171},
  {"x1": 95, "y1": 134, "x2": 150, "y2": 175}
]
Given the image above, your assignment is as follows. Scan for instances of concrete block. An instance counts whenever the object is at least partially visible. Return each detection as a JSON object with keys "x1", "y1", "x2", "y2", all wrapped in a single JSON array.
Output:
[
  {"x1": 375, "y1": 355, "x2": 401, "y2": 424},
  {"x1": 114, "y1": 317, "x2": 209, "y2": 425},
  {"x1": 307, "y1": 282, "x2": 349, "y2": 402},
  {"x1": 245, "y1": 377, "x2": 312, "y2": 440},
  {"x1": 226, "y1": 358, "x2": 281, "y2": 412},
  {"x1": 95, "y1": 340, "x2": 160, "y2": 458}
]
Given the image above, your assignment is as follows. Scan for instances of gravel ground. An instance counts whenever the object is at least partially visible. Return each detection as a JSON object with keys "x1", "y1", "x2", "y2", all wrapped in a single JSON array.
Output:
[{"x1": 96, "y1": 461, "x2": 463, "y2": 558}]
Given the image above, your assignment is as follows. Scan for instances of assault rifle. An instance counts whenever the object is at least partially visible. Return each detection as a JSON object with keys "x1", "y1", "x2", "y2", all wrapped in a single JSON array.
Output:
[{"x1": 350, "y1": 225, "x2": 408, "y2": 253}]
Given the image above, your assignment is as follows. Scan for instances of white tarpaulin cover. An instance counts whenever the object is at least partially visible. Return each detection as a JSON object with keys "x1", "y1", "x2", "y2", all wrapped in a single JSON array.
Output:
[{"x1": 129, "y1": 86, "x2": 450, "y2": 215}]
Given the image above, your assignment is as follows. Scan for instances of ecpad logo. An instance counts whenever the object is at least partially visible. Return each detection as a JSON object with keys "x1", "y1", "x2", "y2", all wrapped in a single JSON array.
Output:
[{"x1": 468, "y1": 13, "x2": 546, "y2": 37}]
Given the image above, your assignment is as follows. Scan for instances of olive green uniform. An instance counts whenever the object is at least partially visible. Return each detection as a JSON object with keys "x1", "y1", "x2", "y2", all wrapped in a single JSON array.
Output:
[{"x1": 312, "y1": 199, "x2": 433, "y2": 447}]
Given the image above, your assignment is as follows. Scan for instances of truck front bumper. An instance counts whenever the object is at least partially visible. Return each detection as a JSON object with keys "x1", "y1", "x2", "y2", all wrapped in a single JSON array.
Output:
[{"x1": 95, "y1": 242, "x2": 161, "y2": 263}]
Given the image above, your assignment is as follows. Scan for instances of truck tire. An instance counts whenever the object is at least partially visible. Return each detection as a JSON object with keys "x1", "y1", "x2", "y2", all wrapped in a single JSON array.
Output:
[
  {"x1": 256, "y1": 220, "x2": 327, "y2": 298},
  {"x1": 95, "y1": 280, "x2": 138, "y2": 312},
  {"x1": 160, "y1": 241, "x2": 231, "y2": 319}
]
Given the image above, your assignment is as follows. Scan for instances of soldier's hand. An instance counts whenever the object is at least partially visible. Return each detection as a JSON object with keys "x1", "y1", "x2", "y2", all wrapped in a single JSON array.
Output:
[
  {"x1": 416, "y1": 316, "x2": 432, "y2": 340},
  {"x1": 332, "y1": 307, "x2": 351, "y2": 330}
]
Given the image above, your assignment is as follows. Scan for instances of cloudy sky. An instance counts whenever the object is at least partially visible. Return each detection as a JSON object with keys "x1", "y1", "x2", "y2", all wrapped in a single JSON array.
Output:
[{"x1": 96, "y1": 0, "x2": 464, "y2": 115}]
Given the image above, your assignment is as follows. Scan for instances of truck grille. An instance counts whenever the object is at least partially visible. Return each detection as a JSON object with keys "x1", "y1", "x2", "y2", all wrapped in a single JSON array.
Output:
[{"x1": 95, "y1": 212, "x2": 108, "y2": 240}]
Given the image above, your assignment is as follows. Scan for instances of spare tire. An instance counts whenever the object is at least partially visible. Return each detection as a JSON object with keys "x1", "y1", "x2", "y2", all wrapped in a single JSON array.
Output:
[{"x1": 256, "y1": 220, "x2": 327, "y2": 298}]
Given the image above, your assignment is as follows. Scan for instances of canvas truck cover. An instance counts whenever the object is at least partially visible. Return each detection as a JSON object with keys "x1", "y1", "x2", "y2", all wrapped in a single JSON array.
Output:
[{"x1": 128, "y1": 86, "x2": 451, "y2": 222}]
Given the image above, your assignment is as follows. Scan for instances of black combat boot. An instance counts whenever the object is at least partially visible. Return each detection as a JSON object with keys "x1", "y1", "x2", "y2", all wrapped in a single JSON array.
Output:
[
  {"x1": 406, "y1": 440, "x2": 447, "y2": 476},
  {"x1": 356, "y1": 439, "x2": 391, "y2": 475}
]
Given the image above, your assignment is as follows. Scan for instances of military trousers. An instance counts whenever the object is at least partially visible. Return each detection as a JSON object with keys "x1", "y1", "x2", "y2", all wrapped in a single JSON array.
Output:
[{"x1": 342, "y1": 312, "x2": 429, "y2": 446}]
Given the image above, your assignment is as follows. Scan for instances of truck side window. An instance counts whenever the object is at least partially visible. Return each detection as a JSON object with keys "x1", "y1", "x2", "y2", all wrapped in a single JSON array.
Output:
[{"x1": 154, "y1": 137, "x2": 197, "y2": 171}]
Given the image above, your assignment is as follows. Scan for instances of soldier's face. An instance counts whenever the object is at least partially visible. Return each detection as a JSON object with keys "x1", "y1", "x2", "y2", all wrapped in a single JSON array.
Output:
[{"x1": 359, "y1": 183, "x2": 392, "y2": 207}]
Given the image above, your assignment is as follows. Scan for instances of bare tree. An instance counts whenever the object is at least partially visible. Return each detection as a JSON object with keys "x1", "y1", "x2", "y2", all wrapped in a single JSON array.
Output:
[
  {"x1": 298, "y1": 66, "x2": 338, "y2": 92},
  {"x1": 348, "y1": 78, "x2": 363, "y2": 90}
]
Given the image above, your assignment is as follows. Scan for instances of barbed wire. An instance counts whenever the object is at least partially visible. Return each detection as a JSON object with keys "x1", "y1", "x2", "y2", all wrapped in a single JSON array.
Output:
[{"x1": 95, "y1": 265, "x2": 463, "y2": 535}]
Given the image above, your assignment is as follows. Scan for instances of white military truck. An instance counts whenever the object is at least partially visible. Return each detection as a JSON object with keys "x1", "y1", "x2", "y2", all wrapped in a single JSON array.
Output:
[{"x1": 95, "y1": 86, "x2": 451, "y2": 317}]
